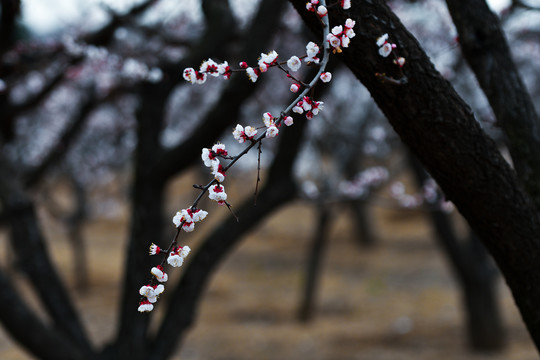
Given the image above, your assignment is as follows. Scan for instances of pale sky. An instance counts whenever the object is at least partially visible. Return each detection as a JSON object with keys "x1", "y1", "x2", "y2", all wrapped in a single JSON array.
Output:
[{"x1": 22, "y1": 0, "x2": 513, "y2": 35}]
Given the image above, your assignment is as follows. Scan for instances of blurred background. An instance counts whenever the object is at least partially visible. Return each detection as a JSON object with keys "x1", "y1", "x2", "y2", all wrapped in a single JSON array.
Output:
[{"x1": 1, "y1": 0, "x2": 540, "y2": 359}]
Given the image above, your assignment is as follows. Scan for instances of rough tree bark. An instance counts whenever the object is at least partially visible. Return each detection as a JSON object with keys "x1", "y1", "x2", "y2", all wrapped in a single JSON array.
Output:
[
  {"x1": 290, "y1": 0, "x2": 540, "y2": 352},
  {"x1": 445, "y1": 0, "x2": 540, "y2": 210}
]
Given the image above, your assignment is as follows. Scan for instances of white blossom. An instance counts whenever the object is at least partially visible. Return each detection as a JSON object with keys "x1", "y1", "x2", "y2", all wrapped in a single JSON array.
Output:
[
  {"x1": 287, "y1": 56, "x2": 302, "y2": 72},
  {"x1": 182, "y1": 221, "x2": 195, "y2": 232},
  {"x1": 201, "y1": 148, "x2": 218, "y2": 167},
  {"x1": 246, "y1": 67, "x2": 258, "y2": 82},
  {"x1": 172, "y1": 211, "x2": 182, "y2": 227},
  {"x1": 266, "y1": 126, "x2": 279, "y2": 138},
  {"x1": 317, "y1": 5, "x2": 328, "y2": 16},
  {"x1": 192, "y1": 210, "x2": 208, "y2": 222},
  {"x1": 138, "y1": 301, "x2": 154, "y2": 312},
  {"x1": 167, "y1": 253, "x2": 184, "y2": 267},
  {"x1": 244, "y1": 126, "x2": 257, "y2": 138},
  {"x1": 376, "y1": 33, "x2": 389, "y2": 47},
  {"x1": 320, "y1": 72, "x2": 332, "y2": 83},
  {"x1": 180, "y1": 246, "x2": 191, "y2": 258},
  {"x1": 209, "y1": 184, "x2": 227, "y2": 203},
  {"x1": 284, "y1": 116, "x2": 294, "y2": 126},
  {"x1": 379, "y1": 43, "x2": 393, "y2": 57},
  {"x1": 151, "y1": 266, "x2": 168, "y2": 282}
]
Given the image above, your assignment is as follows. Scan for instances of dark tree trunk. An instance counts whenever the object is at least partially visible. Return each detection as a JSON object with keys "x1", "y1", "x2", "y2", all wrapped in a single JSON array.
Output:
[
  {"x1": 66, "y1": 176, "x2": 90, "y2": 292},
  {"x1": 298, "y1": 204, "x2": 331, "y2": 322},
  {"x1": 349, "y1": 201, "x2": 376, "y2": 247},
  {"x1": 113, "y1": 81, "x2": 167, "y2": 360},
  {"x1": 462, "y1": 251, "x2": 505, "y2": 350},
  {"x1": 445, "y1": 0, "x2": 540, "y2": 209},
  {"x1": 409, "y1": 155, "x2": 505, "y2": 351},
  {"x1": 290, "y1": 0, "x2": 540, "y2": 352},
  {"x1": 0, "y1": 155, "x2": 95, "y2": 357}
]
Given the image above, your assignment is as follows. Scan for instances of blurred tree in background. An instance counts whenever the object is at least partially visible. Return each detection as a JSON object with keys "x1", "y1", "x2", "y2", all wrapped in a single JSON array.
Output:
[{"x1": 0, "y1": 0, "x2": 540, "y2": 359}]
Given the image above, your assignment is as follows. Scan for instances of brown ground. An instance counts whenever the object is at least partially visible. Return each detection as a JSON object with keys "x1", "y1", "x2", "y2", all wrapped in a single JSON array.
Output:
[{"x1": 0, "y1": 172, "x2": 537, "y2": 360}]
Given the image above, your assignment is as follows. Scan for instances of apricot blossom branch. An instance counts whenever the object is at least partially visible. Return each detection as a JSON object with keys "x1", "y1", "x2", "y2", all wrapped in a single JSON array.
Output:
[{"x1": 138, "y1": 0, "x2": 361, "y2": 312}]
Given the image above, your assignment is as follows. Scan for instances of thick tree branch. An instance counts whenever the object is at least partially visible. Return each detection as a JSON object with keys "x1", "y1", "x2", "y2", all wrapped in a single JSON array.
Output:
[
  {"x1": 445, "y1": 0, "x2": 540, "y2": 209},
  {"x1": 0, "y1": 155, "x2": 94, "y2": 353},
  {"x1": 0, "y1": 270, "x2": 90, "y2": 360},
  {"x1": 290, "y1": 0, "x2": 540, "y2": 352}
]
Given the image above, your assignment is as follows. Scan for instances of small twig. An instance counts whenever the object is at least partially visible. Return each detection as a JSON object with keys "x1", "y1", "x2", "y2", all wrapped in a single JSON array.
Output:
[
  {"x1": 375, "y1": 72, "x2": 408, "y2": 85},
  {"x1": 254, "y1": 142, "x2": 263, "y2": 205},
  {"x1": 224, "y1": 201, "x2": 240, "y2": 222},
  {"x1": 276, "y1": 63, "x2": 310, "y2": 87}
]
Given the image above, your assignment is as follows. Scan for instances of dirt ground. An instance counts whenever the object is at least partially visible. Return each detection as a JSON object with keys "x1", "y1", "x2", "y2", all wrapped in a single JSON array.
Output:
[{"x1": 0, "y1": 173, "x2": 538, "y2": 360}]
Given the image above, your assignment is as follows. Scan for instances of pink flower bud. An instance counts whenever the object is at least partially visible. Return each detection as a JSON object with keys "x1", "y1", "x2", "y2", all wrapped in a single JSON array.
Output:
[
  {"x1": 320, "y1": 72, "x2": 332, "y2": 83},
  {"x1": 284, "y1": 116, "x2": 294, "y2": 126},
  {"x1": 149, "y1": 243, "x2": 161, "y2": 255},
  {"x1": 394, "y1": 57, "x2": 406, "y2": 67}
]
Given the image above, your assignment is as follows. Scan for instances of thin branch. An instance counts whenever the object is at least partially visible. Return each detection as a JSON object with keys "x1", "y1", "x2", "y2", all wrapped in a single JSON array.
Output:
[{"x1": 254, "y1": 141, "x2": 262, "y2": 205}]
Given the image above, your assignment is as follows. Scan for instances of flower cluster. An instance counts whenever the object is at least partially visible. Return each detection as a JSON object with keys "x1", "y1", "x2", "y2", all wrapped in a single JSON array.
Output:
[
  {"x1": 263, "y1": 112, "x2": 279, "y2": 138},
  {"x1": 327, "y1": 19, "x2": 356, "y2": 53},
  {"x1": 305, "y1": 42, "x2": 320, "y2": 64},
  {"x1": 209, "y1": 184, "x2": 227, "y2": 205},
  {"x1": 306, "y1": 0, "x2": 351, "y2": 14},
  {"x1": 233, "y1": 124, "x2": 258, "y2": 143},
  {"x1": 167, "y1": 245, "x2": 191, "y2": 268},
  {"x1": 172, "y1": 208, "x2": 208, "y2": 232},
  {"x1": 258, "y1": 51, "x2": 279, "y2": 73},
  {"x1": 138, "y1": 284, "x2": 165, "y2": 312},
  {"x1": 376, "y1": 34, "x2": 395, "y2": 58},
  {"x1": 201, "y1": 143, "x2": 230, "y2": 205},
  {"x1": 151, "y1": 265, "x2": 168, "y2": 282},
  {"x1": 292, "y1": 96, "x2": 324, "y2": 119},
  {"x1": 376, "y1": 34, "x2": 406, "y2": 68},
  {"x1": 138, "y1": 206, "x2": 205, "y2": 312},
  {"x1": 183, "y1": 59, "x2": 231, "y2": 84},
  {"x1": 202, "y1": 143, "x2": 229, "y2": 182}
]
